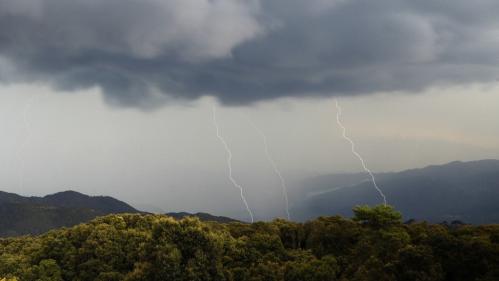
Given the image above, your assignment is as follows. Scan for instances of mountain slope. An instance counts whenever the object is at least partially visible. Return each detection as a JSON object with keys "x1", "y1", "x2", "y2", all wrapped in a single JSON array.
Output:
[
  {"x1": 40, "y1": 190, "x2": 137, "y2": 213},
  {"x1": 166, "y1": 212, "x2": 239, "y2": 223},
  {"x1": 0, "y1": 190, "x2": 139, "y2": 237},
  {"x1": 293, "y1": 159, "x2": 499, "y2": 223}
]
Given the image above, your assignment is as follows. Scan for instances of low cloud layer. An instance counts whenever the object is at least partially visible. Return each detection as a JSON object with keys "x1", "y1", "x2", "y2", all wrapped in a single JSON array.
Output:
[{"x1": 0, "y1": 0, "x2": 498, "y2": 107}]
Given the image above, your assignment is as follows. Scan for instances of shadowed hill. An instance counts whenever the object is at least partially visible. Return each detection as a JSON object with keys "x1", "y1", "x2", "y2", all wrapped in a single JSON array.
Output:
[
  {"x1": 40, "y1": 190, "x2": 137, "y2": 213},
  {"x1": 165, "y1": 211, "x2": 239, "y2": 223},
  {"x1": 0, "y1": 190, "x2": 139, "y2": 237},
  {"x1": 293, "y1": 159, "x2": 499, "y2": 223}
]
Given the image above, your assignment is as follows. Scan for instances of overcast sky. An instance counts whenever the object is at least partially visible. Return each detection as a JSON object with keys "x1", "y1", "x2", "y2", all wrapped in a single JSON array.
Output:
[{"x1": 0, "y1": 0, "x2": 498, "y2": 220}]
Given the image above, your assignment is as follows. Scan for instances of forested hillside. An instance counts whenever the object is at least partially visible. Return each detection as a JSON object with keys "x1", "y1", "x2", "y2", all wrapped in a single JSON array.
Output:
[{"x1": 1, "y1": 206, "x2": 498, "y2": 281}]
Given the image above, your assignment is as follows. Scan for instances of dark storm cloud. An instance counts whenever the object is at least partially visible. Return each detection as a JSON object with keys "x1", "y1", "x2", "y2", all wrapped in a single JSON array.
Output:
[{"x1": 0, "y1": 0, "x2": 498, "y2": 107}]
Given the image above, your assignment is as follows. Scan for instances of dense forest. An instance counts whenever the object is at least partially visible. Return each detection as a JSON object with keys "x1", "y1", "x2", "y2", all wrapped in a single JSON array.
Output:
[{"x1": 1, "y1": 205, "x2": 498, "y2": 281}]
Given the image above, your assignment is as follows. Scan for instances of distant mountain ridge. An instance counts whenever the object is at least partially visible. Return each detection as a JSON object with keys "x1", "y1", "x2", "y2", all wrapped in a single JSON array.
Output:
[
  {"x1": 0, "y1": 190, "x2": 139, "y2": 237},
  {"x1": 41, "y1": 190, "x2": 138, "y2": 213},
  {"x1": 292, "y1": 159, "x2": 499, "y2": 224},
  {"x1": 166, "y1": 212, "x2": 240, "y2": 223},
  {"x1": 2, "y1": 159, "x2": 499, "y2": 236}
]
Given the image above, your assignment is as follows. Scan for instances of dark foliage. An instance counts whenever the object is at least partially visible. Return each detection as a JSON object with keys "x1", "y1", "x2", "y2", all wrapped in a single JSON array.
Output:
[{"x1": 1, "y1": 205, "x2": 498, "y2": 280}]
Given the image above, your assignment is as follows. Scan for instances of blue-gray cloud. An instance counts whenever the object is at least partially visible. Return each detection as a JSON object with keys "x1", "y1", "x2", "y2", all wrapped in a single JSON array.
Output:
[{"x1": 0, "y1": 0, "x2": 498, "y2": 107}]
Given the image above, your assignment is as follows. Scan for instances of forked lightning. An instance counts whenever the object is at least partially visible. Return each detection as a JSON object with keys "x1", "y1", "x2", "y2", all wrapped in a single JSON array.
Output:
[
  {"x1": 17, "y1": 95, "x2": 39, "y2": 192},
  {"x1": 212, "y1": 106, "x2": 255, "y2": 222},
  {"x1": 246, "y1": 116, "x2": 290, "y2": 220},
  {"x1": 334, "y1": 99, "x2": 387, "y2": 205}
]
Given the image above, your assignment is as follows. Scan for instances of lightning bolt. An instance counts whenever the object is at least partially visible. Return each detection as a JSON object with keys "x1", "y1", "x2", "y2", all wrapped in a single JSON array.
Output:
[
  {"x1": 16, "y1": 95, "x2": 38, "y2": 192},
  {"x1": 334, "y1": 99, "x2": 387, "y2": 205},
  {"x1": 212, "y1": 105, "x2": 255, "y2": 223},
  {"x1": 245, "y1": 116, "x2": 291, "y2": 220}
]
